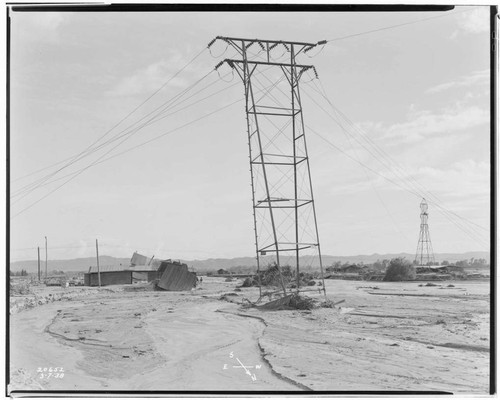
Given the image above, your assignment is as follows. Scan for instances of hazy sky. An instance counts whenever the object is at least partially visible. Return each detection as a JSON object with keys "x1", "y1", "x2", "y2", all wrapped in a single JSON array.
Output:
[{"x1": 9, "y1": 6, "x2": 491, "y2": 262}]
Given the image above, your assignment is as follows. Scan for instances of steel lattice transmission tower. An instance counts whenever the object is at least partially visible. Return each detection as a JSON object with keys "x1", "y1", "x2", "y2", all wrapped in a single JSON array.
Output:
[
  {"x1": 209, "y1": 36, "x2": 327, "y2": 299},
  {"x1": 415, "y1": 198, "x2": 435, "y2": 266}
]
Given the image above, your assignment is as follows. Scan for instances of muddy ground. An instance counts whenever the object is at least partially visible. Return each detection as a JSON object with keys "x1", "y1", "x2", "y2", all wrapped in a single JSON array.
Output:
[{"x1": 9, "y1": 277, "x2": 490, "y2": 393}]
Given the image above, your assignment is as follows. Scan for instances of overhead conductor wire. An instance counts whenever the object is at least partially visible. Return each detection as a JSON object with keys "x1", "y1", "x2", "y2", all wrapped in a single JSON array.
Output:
[
  {"x1": 301, "y1": 79, "x2": 488, "y2": 247},
  {"x1": 10, "y1": 65, "x2": 280, "y2": 219}
]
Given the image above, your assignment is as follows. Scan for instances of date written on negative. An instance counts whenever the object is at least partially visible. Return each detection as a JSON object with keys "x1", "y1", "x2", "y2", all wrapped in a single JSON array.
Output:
[{"x1": 37, "y1": 367, "x2": 65, "y2": 379}]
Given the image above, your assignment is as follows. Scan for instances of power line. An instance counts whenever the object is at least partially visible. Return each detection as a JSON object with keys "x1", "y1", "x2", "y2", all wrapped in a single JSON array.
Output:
[
  {"x1": 10, "y1": 96, "x2": 238, "y2": 219},
  {"x1": 12, "y1": 68, "x2": 216, "y2": 201},
  {"x1": 239, "y1": 62, "x2": 489, "y2": 247},
  {"x1": 11, "y1": 45, "x2": 208, "y2": 185},
  {"x1": 332, "y1": 98, "x2": 413, "y2": 244},
  {"x1": 13, "y1": 78, "x2": 242, "y2": 192},
  {"x1": 301, "y1": 84, "x2": 488, "y2": 246},
  {"x1": 10, "y1": 68, "x2": 282, "y2": 219},
  {"x1": 12, "y1": 66, "x2": 272, "y2": 201},
  {"x1": 325, "y1": 6, "x2": 480, "y2": 43},
  {"x1": 12, "y1": 63, "x2": 278, "y2": 203},
  {"x1": 11, "y1": 69, "x2": 220, "y2": 200},
  {"x1": 252, "y1": 66, "x2": 444, "y2": 246},
  {"x1": 306, "y1": 124, "x2": 488, "y2": 247},
  {"x1": 308, "y1": 78, "x2": 489, "y2": 239}
]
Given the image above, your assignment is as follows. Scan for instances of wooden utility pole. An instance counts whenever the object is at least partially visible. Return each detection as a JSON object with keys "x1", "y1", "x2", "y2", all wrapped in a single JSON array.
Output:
[
  {"x1": 44, "y1": 236, "x2": 48, "y2": 279},
  {"x1": 37, "y1": 247, "x2": 41, "y2": 281},
  {"x1": 96, "y1": 239, "x2": 101, "y2": 287}
]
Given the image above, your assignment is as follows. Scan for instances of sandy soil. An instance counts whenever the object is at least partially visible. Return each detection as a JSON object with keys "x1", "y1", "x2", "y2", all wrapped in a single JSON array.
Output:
[{"x1": 9, "y1": 277, "x2": 490, "y2": 394}]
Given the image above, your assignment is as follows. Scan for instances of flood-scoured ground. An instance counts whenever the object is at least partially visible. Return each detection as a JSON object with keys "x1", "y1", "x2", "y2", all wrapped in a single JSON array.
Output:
[{"x1": 9, "y1": 277, "x2": 490, "y2": 394}]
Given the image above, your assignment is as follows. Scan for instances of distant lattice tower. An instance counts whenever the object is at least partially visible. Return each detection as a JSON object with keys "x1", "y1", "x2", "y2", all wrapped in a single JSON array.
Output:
[{"x1": 415, "y1": 198, "x2": 435, "y2": 266}]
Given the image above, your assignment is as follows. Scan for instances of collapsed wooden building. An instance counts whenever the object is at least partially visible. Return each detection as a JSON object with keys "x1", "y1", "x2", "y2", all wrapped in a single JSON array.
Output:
[{"x1": 84, "y1": 252, "x2": 197, "y2": 291}]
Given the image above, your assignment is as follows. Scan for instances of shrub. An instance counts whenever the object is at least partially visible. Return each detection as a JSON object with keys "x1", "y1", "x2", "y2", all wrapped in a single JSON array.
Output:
[
  {"x1": 240, "y1": 277, "x2": 256, "y2": 287},
  {"x1": 383, "y1": 258, "x2": 416, "y2": 281},
  {"x1": 259, "y1": 263, "x2": 293, "y2": 287},
  {"x1": 10, "y1": 281, "x2": 33, "y2": 295}
]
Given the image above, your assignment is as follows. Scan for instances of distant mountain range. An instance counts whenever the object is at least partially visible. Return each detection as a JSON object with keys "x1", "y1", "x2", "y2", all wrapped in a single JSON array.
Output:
[{"x1": 10, "y1": 251, "x2": 490, "y2": 274}]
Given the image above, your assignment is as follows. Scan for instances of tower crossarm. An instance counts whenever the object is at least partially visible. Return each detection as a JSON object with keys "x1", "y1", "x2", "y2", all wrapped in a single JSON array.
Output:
[
  {"x1": 215, "y1": 59, "x2": 318, "y2": 82},
  {"x1": 208, "y1": 36, "x2": 326, "y2": 58},
  {"x1": 218, "y1": 59, "x2": 316, "y2": 70}
]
